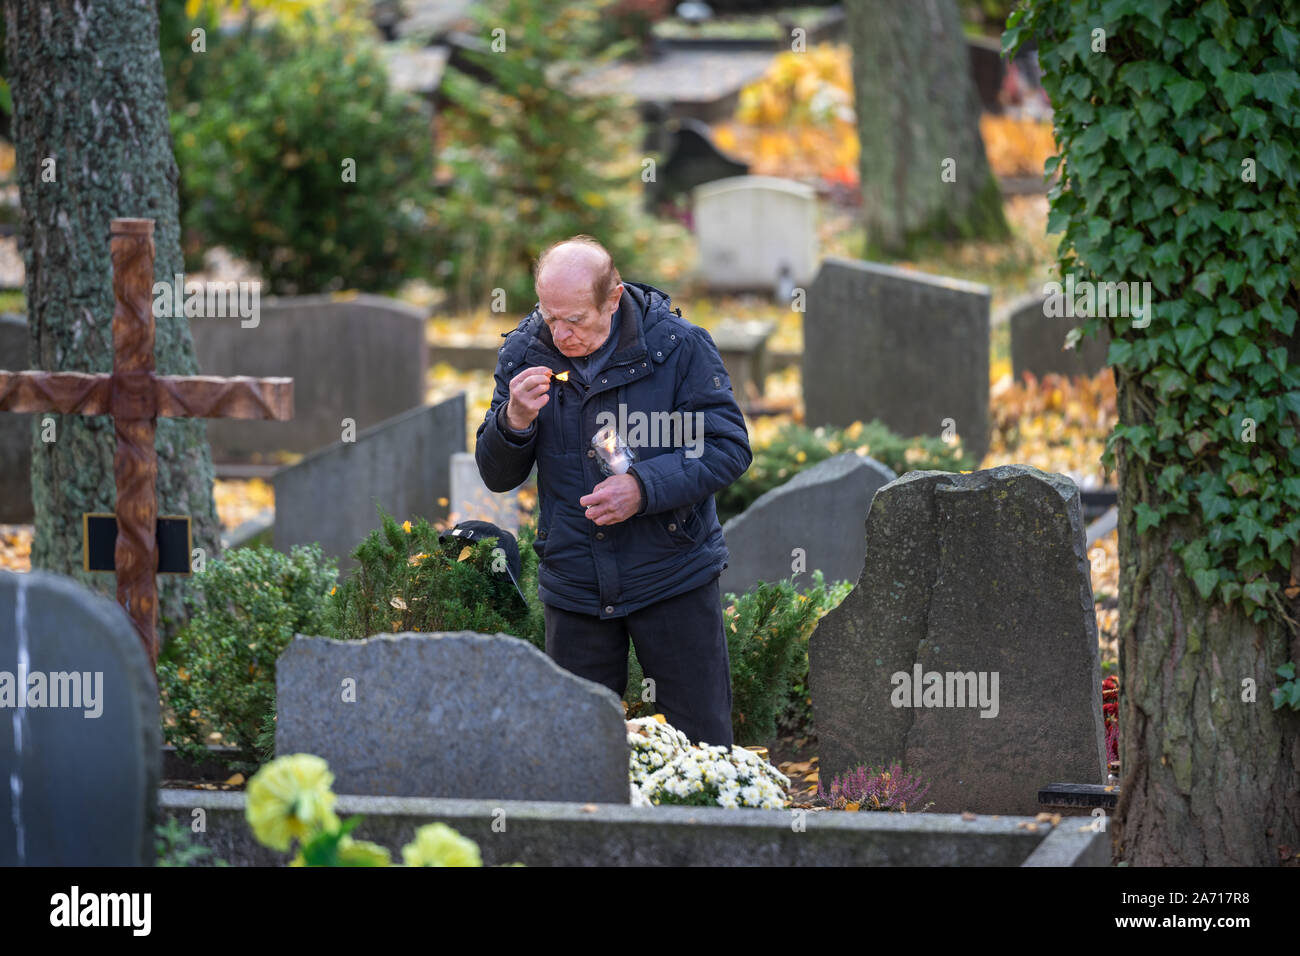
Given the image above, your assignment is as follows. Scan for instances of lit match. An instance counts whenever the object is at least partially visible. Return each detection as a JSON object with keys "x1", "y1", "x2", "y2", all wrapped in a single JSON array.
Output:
[{"x1": 551, "y1": 370, "x2": 569, "y2": 382}]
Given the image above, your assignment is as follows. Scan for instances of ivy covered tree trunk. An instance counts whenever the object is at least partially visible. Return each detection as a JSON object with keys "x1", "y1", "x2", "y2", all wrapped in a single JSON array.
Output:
[
  {"x1": 4, "y1": 0, "x2": 220, "y2": 639},
  {"x1": 1009, "y1": 0, "x2": 1300, "y2": 865},
  {"x1": 846, "y1": 0, "x2": 1009, "y2": 255},
  {"x1": 1115, "y1": 374, "x2": 1300, "y2": 865}
]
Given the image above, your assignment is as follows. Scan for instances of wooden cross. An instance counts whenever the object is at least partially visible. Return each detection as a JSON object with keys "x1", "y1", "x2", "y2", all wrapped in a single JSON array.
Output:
[{"x1": 0, "y1": 218, "x2": 293, "y2": 668}]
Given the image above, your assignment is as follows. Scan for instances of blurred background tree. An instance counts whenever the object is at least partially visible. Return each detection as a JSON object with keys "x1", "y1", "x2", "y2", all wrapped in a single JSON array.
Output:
[
  {"x1": 848, "y1": 0, "x2": 1009, "y2": 255},
  {"x1": 431, "y1": 0, "x2": 687, "y2": 314},
  {"x1": 163, "y1": 0, "x2": 435, "y2": 293}
]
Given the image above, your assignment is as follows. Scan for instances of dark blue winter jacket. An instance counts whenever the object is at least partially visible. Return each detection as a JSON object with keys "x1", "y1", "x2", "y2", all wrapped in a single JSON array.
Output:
[{"x1": 475, "y1": 281, "x2": 752, "y2": 618}]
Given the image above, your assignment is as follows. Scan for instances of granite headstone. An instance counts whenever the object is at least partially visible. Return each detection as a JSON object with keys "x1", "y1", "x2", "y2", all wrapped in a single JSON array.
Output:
[
  {"x1": 1008, "y1": 291, "x2": 1111, "y2": 379},
  {"x1": 276, "y1": 632, "x2": 630, "y2": 802},
  {"x1": 720, "y1": 452, "x2": 896, "y2": 598},
  {"x1": 803, "y1": 257, "x2": 991, "y2": 461},
  {"x1": 272, "y1": 395, "x2": 466, "y2": 567},
  {"x1": 694, "y1": 176, "x2": 818, "y2": 293},
  {"x1": 190, "y1": 293, "x2": 428, "y2": 461},
  {"x1": 449, "y1": 451, "x2": 518, "y2": 533},
  {"x1": 0, "y1": 314, "x2": 32, "y2": 523},
  {"x1": 808, "y1": 465, "x2": 1106, "y2": 815},
  {"x1": 0, "y1": 571, "x2": 160, "y2": 865}
]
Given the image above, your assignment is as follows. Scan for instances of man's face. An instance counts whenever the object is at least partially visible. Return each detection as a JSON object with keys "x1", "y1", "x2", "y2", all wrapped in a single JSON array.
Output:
[{"x1": 538, "y1": 278, "x2": 623, "y2": 358}]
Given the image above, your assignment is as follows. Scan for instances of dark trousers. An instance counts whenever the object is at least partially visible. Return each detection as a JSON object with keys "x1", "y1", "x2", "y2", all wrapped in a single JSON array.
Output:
[{"x1": 544, "y1": 576, "x2": 734, "y2": 748}]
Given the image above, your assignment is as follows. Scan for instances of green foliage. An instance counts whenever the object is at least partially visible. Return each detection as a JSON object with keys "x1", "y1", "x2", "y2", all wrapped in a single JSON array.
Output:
[
  {"x1": 724, "y1": 572, "x2": 851, "y2": 746},
  {"x1": 715, "y1": 420, "x2": 977, "y2": 522},
  {"x1": 1005, "y1": 2, "x2": 1300, "y2": 639},
  {"x1": 431, "y1": 0, "x2": 689, "y2": 312},
  {"x1": 621, "y1": 572, "x2": 851, "y2": 742},
  {"x1": 167, "y1": 10, "x2": 435, "y2": 293},
  {"x1": 1273, "y1": 661, "x2": 1300, "y2": 710},
  {"x1": 780, "y1": 575, "x2": 855, "y2": 735},
  {"x1": 155, "y1": 818, "x2": 229, "y2": 867},
  {"x1": 159, "y1": 545, "x2": 338, "y2": 772},
  {"x1": 327, "y1": 509, "x2": 544, "y2": 646}
]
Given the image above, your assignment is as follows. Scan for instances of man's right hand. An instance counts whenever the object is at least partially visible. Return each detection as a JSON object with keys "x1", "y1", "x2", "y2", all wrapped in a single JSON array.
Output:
[{"x1": 504, "y1": 366, "x2": 554, "y2": 431}]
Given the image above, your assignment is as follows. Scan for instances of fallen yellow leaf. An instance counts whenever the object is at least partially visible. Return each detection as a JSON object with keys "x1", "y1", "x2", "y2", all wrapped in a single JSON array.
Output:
[
  {"x1": 843, "y1": 801, "x2": 860, "y2": 812},
  {"x1": 457, "y1": 546, "x2": 472, "y2": 562},
  {"x1": 224, "y1": 773, "x2": 245, "y2": 786}
]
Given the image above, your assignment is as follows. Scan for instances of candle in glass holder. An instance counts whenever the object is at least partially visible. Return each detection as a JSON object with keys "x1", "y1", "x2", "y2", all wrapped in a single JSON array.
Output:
[{"x1": 591, "y1": 425, "x2": 634, "y2": 476}]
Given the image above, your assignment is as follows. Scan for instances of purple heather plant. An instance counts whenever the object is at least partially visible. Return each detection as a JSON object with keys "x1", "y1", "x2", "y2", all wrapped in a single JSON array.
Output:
[{"x1": 816, "y1": 762, "x2": 933, "y2": 812}]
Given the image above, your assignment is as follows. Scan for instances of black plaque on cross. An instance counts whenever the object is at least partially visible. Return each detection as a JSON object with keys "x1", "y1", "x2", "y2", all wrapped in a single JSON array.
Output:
[{"x1": 82, "y1": 513, "x2": 193, "y2": 575}]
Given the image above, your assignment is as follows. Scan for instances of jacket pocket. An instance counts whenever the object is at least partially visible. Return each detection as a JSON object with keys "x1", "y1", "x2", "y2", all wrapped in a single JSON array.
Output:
[{"x1": 665, "y1": 503, "x2": 704, "y2": 547}]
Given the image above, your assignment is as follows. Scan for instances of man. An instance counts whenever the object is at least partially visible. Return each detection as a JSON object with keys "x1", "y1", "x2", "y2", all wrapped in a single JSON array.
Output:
[{"x1": 475, "y1": 235, "x2": 752, "y2": 747}]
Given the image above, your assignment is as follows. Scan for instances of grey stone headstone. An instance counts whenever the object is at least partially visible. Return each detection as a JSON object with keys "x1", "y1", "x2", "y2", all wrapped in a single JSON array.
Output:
[
  {"x1": 273, "y1": 395, "x2": 466, "y2": 568},
  {"x1": 808, "y1": 465, "x2": 1106, "y2": 816},
  {"x1": 803, "y1": 258, "x2": 991, "y2": 461},
  {"x1": 450, "y1": 451, "x2": 518, "y2": 534},
  {"x1": 276, "y1": 632, "x2": 630, "y2": 802},
  {"x1": 720, "y1": 452, "x2": 896, "y2": 598},
  {"x1": 0, "y1": 571, "x2": 160, "y2": 865},
  {"x1": 190, "y1": 294, "x2": 428, "y2": 461},
  {"x1": 1008, "y1": 292, "x2": 1111, "y2": 379},
  {"x1": 0, "y1": 314, "x2": 33, "y2": 523},
  {"x1": 694, "y1": 176, "x2": 818, "y2": 292}
]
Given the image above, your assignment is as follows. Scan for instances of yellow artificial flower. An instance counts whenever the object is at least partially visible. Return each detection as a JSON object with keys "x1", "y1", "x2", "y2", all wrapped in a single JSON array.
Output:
[
  {"x1": 336, "y1": 836, "x2": 392, "y2": 866},
  {"x1": 402, "y1": 520, "x2": 413, "y2": 533},
  {"x1": 401, "y1": 823, "x2": 483, "y2": 867},
  {"x1": 245, "y1": 754, "x2": 340, "y2": 852}
]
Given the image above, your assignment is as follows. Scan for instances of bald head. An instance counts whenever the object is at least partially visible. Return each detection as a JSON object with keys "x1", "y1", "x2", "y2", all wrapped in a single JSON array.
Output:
[{"x1": 533, "y1": 236, "x2": 624, "y2": 358}]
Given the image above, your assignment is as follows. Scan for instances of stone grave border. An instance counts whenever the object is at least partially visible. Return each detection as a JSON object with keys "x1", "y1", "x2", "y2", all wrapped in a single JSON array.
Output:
[{"x1": 158, "y1": 790, "x2": 1108, "y2": 867}]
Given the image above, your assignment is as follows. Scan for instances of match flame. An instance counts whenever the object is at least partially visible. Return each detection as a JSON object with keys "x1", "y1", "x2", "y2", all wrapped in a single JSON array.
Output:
[{"x1": 553, "y1": 370, "x2": 569, "y2": 382}]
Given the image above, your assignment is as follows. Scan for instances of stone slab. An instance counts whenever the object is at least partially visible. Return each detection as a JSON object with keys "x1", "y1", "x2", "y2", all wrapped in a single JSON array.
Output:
[
  {"x1": 803, "y1": 258, "x2": 991, "y2": 461},
  {"x1": 272, "y1": 395, "x2": 465, "y2": 567},
  {"x1": 0, "y1": 571, "x2": 160, "y2": 865},
  {"x1": 808, "y1": 465, "x2": 1107, "y2": 816},
  {"x1": 1008, "y1": 292, "x2": 1111, "y2": 379},
  {"x1": 275, "y1": 632, "x2": 630, "y2": 803},
  {"x1": 190, "y1": 293, "x2": 429, "y2": 461},
  {"x1": 158, "y1": 789, "x2": 1108, "y2": 867},
  {"x1": 720, "y1": 452, "x2": 896, "y2": 598}
]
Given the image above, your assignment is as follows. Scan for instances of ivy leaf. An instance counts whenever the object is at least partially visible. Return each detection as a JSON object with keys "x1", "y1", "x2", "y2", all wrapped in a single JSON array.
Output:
[
  {"x1": 1256, "y1": 140, "x2": 1292, "y2": 181},
  {"x1": 1243, "y1": 579, "x2": 1271, "y2": 607},
  {"x1": 1255, "y1": 71, "x2": 1300, "y2": 108},
  {"x1": 1220, "y1": 71, "x2": 1254, "y2": 108},
  {"x1": 1135, "y1": 503, "x2": 1162, "y2": 533},
  {"x1": 1227, "y1": 472, "x2": 1259, "y2": 496},
  {"x1": 1196, "y1": 38, "x2": 1234, "y2": 77},
  {"x1": 1191, "y1": 568, "x2": 1220, "y2": 599},
  {"x1": 1201, "y1": 493, "x2": 1233, "y2": 521},
  {"x1": 1167, "y1": 78, "x2": 1208, "y2": 117}
]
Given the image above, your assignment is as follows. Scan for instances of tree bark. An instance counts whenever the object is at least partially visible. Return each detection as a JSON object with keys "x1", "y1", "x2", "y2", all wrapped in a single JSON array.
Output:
[
  {"x1": 4, "y1": 0, "x2": 220, "y2": 641},
  {"x1": 1113, "y1": 371, "x2": 1300, "y2": 865},
  {"x1": 846, "y1": 0, "x2": 1008, "y2": 255}
]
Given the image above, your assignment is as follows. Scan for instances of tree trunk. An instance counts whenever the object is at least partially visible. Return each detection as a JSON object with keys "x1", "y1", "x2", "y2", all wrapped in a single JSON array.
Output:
[
  {"x1": 4, "y1": 0, "x2": 220, "y2": 641},
  {"x1": 846, "y1": 0, "x2": 1008, "y2": 255},
  {"x1": 1113, "y1": 371, "x2": 1300, "y2": 865}
]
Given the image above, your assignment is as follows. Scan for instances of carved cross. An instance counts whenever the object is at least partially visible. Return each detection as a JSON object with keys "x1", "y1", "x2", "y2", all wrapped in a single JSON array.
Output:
[{"x1": 0, "y1": 218, "x2": 293, "y2": 668}]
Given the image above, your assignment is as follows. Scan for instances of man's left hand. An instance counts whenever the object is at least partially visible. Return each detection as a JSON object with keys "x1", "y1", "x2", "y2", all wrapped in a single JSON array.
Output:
[{"x1": 580, "y1": 474, "x2": 643, "y2": 526}]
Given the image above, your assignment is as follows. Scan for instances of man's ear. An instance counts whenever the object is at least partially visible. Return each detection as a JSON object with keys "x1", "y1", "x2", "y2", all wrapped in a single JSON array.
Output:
[{"x1": 607, "y1": 283, "x2": 624, "y2": 315}]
